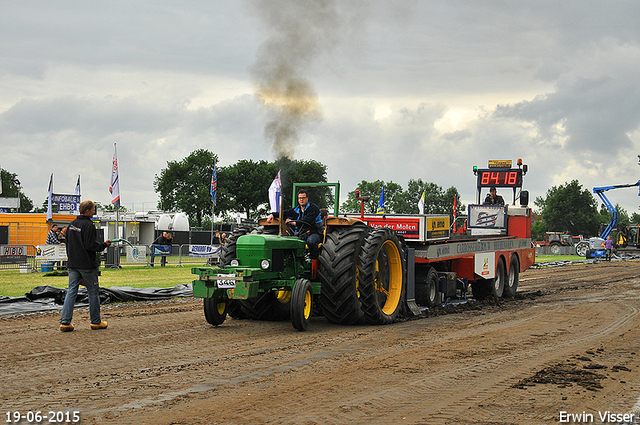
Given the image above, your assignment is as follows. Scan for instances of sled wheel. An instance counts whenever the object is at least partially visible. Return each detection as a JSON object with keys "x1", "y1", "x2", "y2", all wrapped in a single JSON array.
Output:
[
  {"x1": 503, "y1": 255, "x2": 519, "y2": 298},
  {"x1": 291, "y1": 278, "x2": 313, "y2": 331},
  {"x1": 416, "y1": 266, "x2": 440, "y2": 307},
  {"x1": 491, "y1": 256, "x2": 506, "y2": 298}
]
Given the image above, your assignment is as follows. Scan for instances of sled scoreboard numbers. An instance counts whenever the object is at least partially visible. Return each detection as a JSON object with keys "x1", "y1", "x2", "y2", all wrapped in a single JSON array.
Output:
[{"x1": 476, "y1": 169, "x2": 523, "y2": 188}]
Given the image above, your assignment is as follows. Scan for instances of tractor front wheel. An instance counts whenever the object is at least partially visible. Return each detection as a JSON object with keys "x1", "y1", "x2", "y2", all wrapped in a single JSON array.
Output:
[
  {"x1": 203, "y1": 291, "x2": 227, "y2": 326},
  {"x1": 291, "y1": 278, "x2": 313, "y2": 331}
]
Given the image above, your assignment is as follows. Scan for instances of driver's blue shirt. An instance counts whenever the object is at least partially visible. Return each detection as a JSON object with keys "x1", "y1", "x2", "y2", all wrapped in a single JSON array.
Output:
[{"x1": 280, "y1": 202, "x2": 322, "y2": 234}]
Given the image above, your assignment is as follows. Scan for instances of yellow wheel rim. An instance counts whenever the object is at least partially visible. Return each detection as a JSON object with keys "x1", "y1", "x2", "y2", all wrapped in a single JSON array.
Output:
[
  {"x1": 216, "y1": 301, "x2": 226, "y2": 315},
  {"x1": 276, "y1": 289, "x2": 292, "y2": 304},
  {"x1": 303, "y1": 289, "x2": 312, "y2": 319},
  {"x1": 377, "y1": 240, "x2": 403, "y2": 316}
]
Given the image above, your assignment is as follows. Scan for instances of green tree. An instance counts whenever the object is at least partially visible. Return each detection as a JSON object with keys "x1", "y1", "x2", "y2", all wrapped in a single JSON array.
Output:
[
  {"x1": 154, "y1": 149, "x2": 218, "y2": 227},
  {"x1": 340, "y1": 180, "x2": 403, "y2": 214},
  {"x1": 0, "y1": 168, "x2": 34, "y2": 212},
  {"x1": 398, "y1": 179, "x2": 464, "y2": 218},
  {"x1": 217, "y1": 160, "x2": 273, "y2": 220},
  {"x1": 538, "y1": 180, "x2": 600, "y2": 236}
]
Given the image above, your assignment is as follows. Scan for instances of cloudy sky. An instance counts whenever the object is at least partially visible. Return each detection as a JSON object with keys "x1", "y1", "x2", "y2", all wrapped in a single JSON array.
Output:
[{"x1": 2, "y1": 1, "x2": 640, "y2": 216}]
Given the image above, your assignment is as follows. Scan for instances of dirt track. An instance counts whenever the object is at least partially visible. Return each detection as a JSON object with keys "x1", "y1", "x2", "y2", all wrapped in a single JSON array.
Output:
[{"x1": 2, "y1": 261, "x2": 640, "y2": 425}]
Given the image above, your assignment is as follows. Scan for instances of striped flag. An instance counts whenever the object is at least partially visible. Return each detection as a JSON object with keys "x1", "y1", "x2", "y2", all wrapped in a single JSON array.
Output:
[
  {"x1": 46, "y1": 173, "x2": 53, "y2": 221},
  {"x1": 210, "y1": 166, "x2": 217, "y2": 205},
  {"x1": 377, "y1": 186, "x2": 385, "y2": 214},
  {"x1": 418, "y1": 190, "x2": 426, "y2": 214},
  {"x1": 268, "y1": 170, "x2": 281, "y2": 212},
  {"x1": 453, "y1": 195, "x2": 457, "y2": 232},
  {"x1": 73, "y1": 175, "x2": 81, "y2": 215},
  {"x1": 109, "y1": 143, "x2": 120, "y2": 207}
]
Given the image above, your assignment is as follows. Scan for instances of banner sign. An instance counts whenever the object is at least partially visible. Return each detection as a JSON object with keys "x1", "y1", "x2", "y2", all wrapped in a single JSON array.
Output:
[
  {"x1": 357, "y1": 216, "x2": 421, "y2": 239},
  {"x1": 0, "y1": 245, "x2": 28, "y2": 264},
  {"x1": 126, "y1": 245, "x2": 147, "y2": 262},
  {"x1": 0, "y1": 197, "x2": 20, "y2": 209},
  {"x1": 151, "y1": 244, "x2": 172, "y2": 257},
  {"x1": 468, "y1": 205, "x2": 507, "y2": 229},
  {"x1": 189, "y1": 245, "x2": 220, "y2": 258},
  {"x1": 36, "y1": 245, "x2": 67, "y2": 261},
  {"x1": 424, "y1": 238, "x2": 532, "y2": 260},
  {"x1": 51, "y1": 194, "x2": 80, "y2": 211}
]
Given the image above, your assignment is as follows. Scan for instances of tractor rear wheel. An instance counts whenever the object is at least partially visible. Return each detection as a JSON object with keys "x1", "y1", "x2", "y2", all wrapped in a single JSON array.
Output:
[
  {"x1": 318, "y1": 224, "x2": 369, "y2": 325},
  {"x1": 203, "y1": 291, "x2": 227, "y2": 326},
  {"x1": 357, "y1": 228, "x2": 406, "y2": 325},
  {"x1": 549, "y1": 241, "x2": 561, "y2": 255},
  {"x1": 503, "y1": 255, "x2": 519, "y2": 298},
  {"x1": 218, "y1": 226, "x2": 254, "y2": 320},
  {"x1": 239, "y1": 291, "x2": 290, "y2": 321},
  {"x1": 291, "y1": 278, "x2": 313, "y2": 331}
]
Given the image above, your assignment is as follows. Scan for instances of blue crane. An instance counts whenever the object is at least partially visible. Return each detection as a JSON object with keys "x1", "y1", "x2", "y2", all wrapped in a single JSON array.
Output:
[
  {"x1": 593, "y1": 181, "x2": 640, "y2": 240},
  {"x1": 583, "y1": 181, "x2": 640, "y2": 258}
]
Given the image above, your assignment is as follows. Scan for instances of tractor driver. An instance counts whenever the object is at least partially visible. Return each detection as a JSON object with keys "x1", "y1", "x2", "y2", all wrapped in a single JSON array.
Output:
[
  {"x1": 484, "y1": 186, "x2": 506, "y2": 205},
  {"x1": 266, "y1": 189, "x2": 323, "y2": 259}
]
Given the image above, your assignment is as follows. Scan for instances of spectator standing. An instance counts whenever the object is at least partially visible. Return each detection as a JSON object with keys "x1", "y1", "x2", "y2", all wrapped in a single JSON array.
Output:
[
  {"x1": 604, "y1": 235, "x2": 614, "y2": 261},
  {"x1": 59, "y1": 200, "x2": 111, "y2": 332},
  {"x1": 46, "y1": 224, "x2": 61, "y2": 245}
]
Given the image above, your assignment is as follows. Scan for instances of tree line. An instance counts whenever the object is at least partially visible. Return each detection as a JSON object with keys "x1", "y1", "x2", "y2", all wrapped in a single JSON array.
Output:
[
  {"x1": 533, "y1": 179, "x2": 640, "y2": 240},
  {"x1": 152, "y1": 149, "x2": 464, "y2": 227},
  {"x1": 4, "y1": 152, "x2": 638, "y2": 239}
]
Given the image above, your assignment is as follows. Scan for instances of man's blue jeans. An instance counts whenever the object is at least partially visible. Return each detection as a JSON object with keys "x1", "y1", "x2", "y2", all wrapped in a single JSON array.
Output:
[
  {"x1": 301, "y1": 232, "x2": 322, "y2": 259},
  {"x1": 60, "y1": 268, "x2": 102, "y2": 325}
]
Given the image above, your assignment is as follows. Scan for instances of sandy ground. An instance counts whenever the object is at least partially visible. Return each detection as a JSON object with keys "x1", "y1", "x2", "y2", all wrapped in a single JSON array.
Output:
[{"x1": 2, "y1": 260, "x2": 640, "y2": 425}]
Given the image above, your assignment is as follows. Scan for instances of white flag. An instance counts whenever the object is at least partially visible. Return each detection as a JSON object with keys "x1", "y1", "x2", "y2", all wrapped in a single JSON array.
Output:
[
  {"x1": 46, "y1": 173, "x2": 53, "y2": 221},
  {"x1": 73, "y1": 175, "x2": 81, "y2": 215},
  {"x1": 268, "y1": 171, "x2": 281, "y2": 212},
  {"x1": 417, "y1": 191, "x2": 425, "y2": 214},
  {"x1": 109, "y1": 143, "x2": 120, "y2": 207}
]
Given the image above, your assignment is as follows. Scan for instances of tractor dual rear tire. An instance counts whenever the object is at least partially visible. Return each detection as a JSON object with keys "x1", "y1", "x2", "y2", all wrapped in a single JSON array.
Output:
[
  {"x1": 218, "y1": 226, "x2": 252, "y2": 320},
  {"x1": 357, "y1": 228, "x2": 406, "y2": 325},
  {"x1": 318, "y1": 224, "x2": 369, "y2": 325}
]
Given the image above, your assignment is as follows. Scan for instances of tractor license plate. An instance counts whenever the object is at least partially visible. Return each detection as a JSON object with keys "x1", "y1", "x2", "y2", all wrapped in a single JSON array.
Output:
[{"x1": 216, "y1": 274, "x2": 236, "y2": 289}]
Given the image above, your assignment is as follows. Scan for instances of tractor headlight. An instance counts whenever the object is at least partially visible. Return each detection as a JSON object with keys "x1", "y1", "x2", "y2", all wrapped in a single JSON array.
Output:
[
  {"x1": 260, "y1": 259, "x2": 270, "y2": 270},
  {"x1": 230, "y1": 259, "x2": 240, "y2": 267}
]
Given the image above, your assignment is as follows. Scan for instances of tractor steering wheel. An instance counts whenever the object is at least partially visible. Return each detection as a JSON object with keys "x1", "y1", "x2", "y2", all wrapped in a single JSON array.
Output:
[{"x1": 286, "y1": 219, "x2": 311, "y2": 237}]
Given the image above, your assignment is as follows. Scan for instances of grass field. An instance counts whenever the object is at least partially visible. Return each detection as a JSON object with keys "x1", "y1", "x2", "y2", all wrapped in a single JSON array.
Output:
[
  {"x1": 0, "y1": 264, "x2": 198, "y2": 298},
  {"x1": 0, "y1": 254, "x2": 579, "y2": 298}
]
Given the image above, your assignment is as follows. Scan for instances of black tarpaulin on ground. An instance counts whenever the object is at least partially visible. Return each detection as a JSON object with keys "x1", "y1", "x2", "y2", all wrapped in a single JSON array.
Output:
[{"x1": 0, "y1": 284, "x2": 193, "y2": 316}]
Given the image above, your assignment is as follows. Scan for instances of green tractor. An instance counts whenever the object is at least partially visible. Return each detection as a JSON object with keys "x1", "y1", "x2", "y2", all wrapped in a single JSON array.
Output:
[{"x1": 191, "y1": 199, "x2": 407, "y2": 331}]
